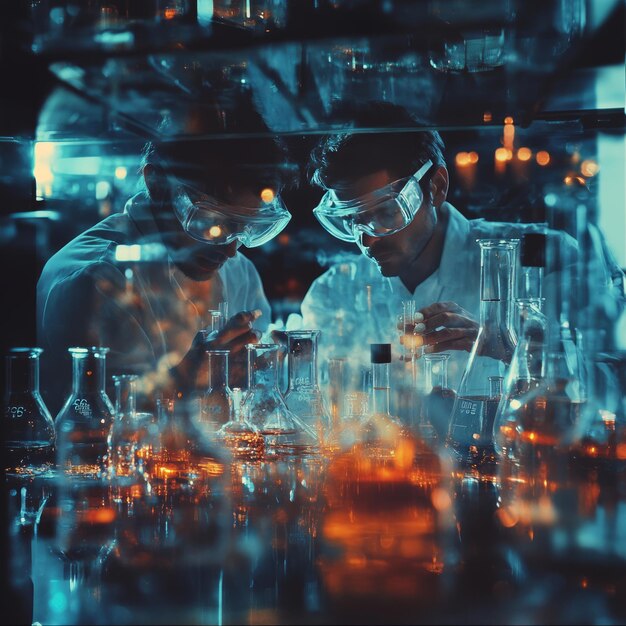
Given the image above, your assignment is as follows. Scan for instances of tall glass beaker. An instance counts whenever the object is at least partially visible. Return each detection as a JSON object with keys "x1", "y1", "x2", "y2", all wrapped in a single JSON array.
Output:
[
  {"x1": 243, "y1": 343, "x2": 318, "y2": 457},
  {"x1": 55, "y1": 347, "x2": 114, "y2": 478},
  {"x1": 107, "y1": 374, "x2": 140, "y2": 480},
  {"x1": 418, "y1": 353, "x2": 456, "y2": 446},
  {"x1": 447, "y1": 239, "x2": 518, "y2": 478},
  {"x1": 284, "y1": 330, "x2": 330, "y2": 443}
]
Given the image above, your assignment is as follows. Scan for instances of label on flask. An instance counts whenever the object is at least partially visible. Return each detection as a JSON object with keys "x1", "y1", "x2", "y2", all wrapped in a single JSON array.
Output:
[
  {"x1": 450, "y1": 396, "x2": 498, "y2": 447},
  {"x1": 73, "y1": 398, "x2": 92, "y2": 418}
]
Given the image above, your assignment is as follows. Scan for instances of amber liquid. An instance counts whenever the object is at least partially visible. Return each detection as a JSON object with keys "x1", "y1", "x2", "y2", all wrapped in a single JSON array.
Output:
[{"x1": 4, "y1": 441, "x2": 55, "y2": 475}]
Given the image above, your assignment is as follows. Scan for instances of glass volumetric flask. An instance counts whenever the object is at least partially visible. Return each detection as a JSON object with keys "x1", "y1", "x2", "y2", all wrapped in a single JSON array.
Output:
[
  {"x1": 55, "y1": 347, "x2": 114, "y2": 479},
  {"x1": 447, "y1": 239, "x2": 518, "y2": 477},
  {"x1": 418, "y1": 353, "x2": 456, "y2": 446},
  {"x1": 3, "y1": 347, "x2": 56, "y2": 474},
  {"x1": 217, "y1": 387, "x2": 264, "y2": 461},
  {"x1": 243, "y1": 343, "x2": 318, "y2": 458},
  {"x1": 200, "y1": 350, "x2": 233, "y2": 435},
  {"x1": 284, "y1": 330, "x2": 331, "y2": 443},
  {"x1": 361, "y1": 344, "x2": 406, "y2": 455},
  {"x1": 107, "y1": 374, "x2": 140, "y2": 481}
]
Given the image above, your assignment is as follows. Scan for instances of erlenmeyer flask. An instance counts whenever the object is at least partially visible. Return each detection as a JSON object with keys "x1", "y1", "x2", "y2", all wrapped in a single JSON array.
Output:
[
  {"x1": 3, "y1": 347, "x2": 55, "y2": 538},
  {"x1": 284, "y1": 330, "x2": 331, "y2": 443},
  {"x1": 216, "y1": 387, "x2": 265, "y2": 461},
  {"x1": 418, "y1": 353, "x2": 456, "y2": 446},
  {"x1": 200, "y1": 349, "x2": 233, "y2": 436},
  {"x1": 493, "y1": 300, "x2": 547, "y2": 461},
  {"x1": 55, "y1": 347, "x2": 114, "y2": 478},
  {"x1": 3, "y1": 347, "x2": 56, "y2": 473},
  {"x1": 447, "y1": 239, "x2": 518, "y2": 478},
  {"x1": 243, "y1": 343, "x2": 318, "y2": 458}
]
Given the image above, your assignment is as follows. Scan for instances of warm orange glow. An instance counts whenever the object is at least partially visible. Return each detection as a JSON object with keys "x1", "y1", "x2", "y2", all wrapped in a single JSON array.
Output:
[
  {"x1": 80, "y1": 507, "x2": 116, "y2": 524},
  {"x1": 564, "y1": 174, "x2": 587, "y2": 186},
  {"x1": 431, "y1": 488, "x2": 452, "y2": 511},
  {"x1": 536, "y1": 151, "x2": 550, "y2": 166},
  {"x1": 495, "y1": 147, "x2": 509, "y2": 162},
  {"x1": 517, "y1": 147, "x2": 532, "y2": 161},
  {"x1": 208, "y1": 225, "x2": 223, "y2": 238},
  {"x1": 497, "y1": 506, "x2": 519, "y2": 528},
  {"x1": 504, "y1": 116, "x2": 514, "y2": 125},
  {"x1": 581, "y1": 578, "x2": 589, "y2": 589},
  {"x1": 278, "y1": 233, "x2": 290, "y2": 245},
  {"x1": 164, "y1": 7, "x2": 178, "y2": 19},
  {"x1": 483, "y1": 111, "x2": 492, "y2": 123},
  {"x1": 581, "y1": 159, "x2": 600, "y2": 177},
  {"x1": 260, "y1": 187, "x2": 275, "y2": 203},
  {"x1": 468, "y1": 151, "x2": 479, "y2": 164},
  {"x1": 455, "y1": 152, "x2": 471, "y2": 167}
]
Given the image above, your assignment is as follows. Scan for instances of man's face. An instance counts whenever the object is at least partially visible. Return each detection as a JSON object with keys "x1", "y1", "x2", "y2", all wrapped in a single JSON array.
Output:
[{"x1": 334, "y1": 169, "x2": 436, "y2": 277}]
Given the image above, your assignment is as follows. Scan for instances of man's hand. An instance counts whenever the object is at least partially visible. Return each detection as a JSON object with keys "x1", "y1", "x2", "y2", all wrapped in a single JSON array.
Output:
[
  {"x1": 175, "y1": 309, "x2": 263, "y2": 390},
  {"x1": 400, "y1": 301, "x2": 478, "y2": 355}
]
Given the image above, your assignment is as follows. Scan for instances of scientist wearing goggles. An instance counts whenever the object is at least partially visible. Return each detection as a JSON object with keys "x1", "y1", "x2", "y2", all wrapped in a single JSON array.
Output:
[
  {"x1": 38, "y1": 131, "x2": 294, "y2": 409},
  {"x1": 303, "y1": 104, "x2": 480, "y2": 370}
]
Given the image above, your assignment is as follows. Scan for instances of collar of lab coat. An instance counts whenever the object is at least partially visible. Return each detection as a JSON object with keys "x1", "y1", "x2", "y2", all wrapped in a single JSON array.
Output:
[
  {"x1": 386, "y1": 202, "x2": 471, "y2": 300},
  {"x1": 124, "y1": 192, "x2": 162, "y2": 241}
]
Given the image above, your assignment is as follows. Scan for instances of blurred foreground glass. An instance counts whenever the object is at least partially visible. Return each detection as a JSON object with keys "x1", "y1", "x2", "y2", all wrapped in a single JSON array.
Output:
[
  {"x1": 243, "y1": 343, "x2": 318, "y2": 458},
  {"x1": 95, "y1": 396, "x2": 231, "y2": 625},
  {"x1": 319, "y1": 420, "x2": 456, "y2": 621}
]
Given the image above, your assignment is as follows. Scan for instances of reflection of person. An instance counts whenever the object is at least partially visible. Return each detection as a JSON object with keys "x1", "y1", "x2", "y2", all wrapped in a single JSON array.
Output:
[
  {"x1": 300, "y1": 103, "x2": 624, "y2": 398},
  {"x1": 37, "y1": 124, "x2": 296, "y2": 412}
]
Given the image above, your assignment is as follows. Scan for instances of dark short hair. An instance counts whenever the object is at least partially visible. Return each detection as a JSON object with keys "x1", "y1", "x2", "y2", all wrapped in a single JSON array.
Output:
[
  {"x1": 141, "y1": 136, "x2": 296, "y2": 196},
  {"x1": 309, "y1": 102, "x2": 446, "y2": 192},
  {"x1": 139, "y1": 102, "x2": 298, "y2": 198}
]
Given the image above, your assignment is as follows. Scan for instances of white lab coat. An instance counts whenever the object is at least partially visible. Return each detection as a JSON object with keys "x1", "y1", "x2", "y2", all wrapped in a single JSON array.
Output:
[{"x1": 37, "y1": 193, "x2": 271, "y2": 410}]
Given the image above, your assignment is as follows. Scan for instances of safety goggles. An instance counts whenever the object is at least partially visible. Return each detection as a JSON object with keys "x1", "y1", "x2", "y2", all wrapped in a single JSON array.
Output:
[
  {"x1": 171, "y1": 183, "x2": 291, "y2": 248},
  {"x1": 313, "y1": 160, "x2": 432, "y2": 243}
]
